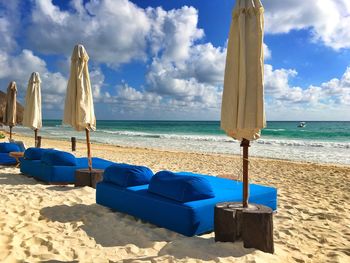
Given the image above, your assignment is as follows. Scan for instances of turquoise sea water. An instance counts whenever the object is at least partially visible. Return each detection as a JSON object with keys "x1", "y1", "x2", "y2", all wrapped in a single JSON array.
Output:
[
  {"x1": 96, "y1": 120, "x2": 350, "y2": 142},
  {"x1": 12, "y1": 120, "x2": 350, "y2": 165}
]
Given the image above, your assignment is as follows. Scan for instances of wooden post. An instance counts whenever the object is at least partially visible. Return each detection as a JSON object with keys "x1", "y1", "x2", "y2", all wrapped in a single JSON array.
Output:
[
  {"x1": 240, "y1": 139, "x2": 250, "y2": 208},
  {"x1": 37, "y1": 136, "x2": 42, "y2": 148},
  {"x1": 75, "y1": 168, "x2": 103, "y2": 188},
  {"x1": 214, "y1": 202, "x2": 244, "y2": 242},
  {"x1": 34, "y1": 129, "x2": 38, "y2": 147},
  {"x1": 242, "y1": 204, "x2": 274, "y2": 253},
  {"x1": 85, "y1": 128, "x2": 92, "y2": 172},
  {"x1": 71, "y1": 137, "x2": 76, "y2": 151},
  {"x1": 9, "y1": 126, "x2": 12, "y2": 140},
  {"x1": 214, "y1": 202, "x2": 275, "y2": 254}
]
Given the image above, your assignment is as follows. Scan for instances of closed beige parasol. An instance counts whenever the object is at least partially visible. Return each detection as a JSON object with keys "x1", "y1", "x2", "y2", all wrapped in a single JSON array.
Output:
[
  {"x1": 221, "y1": 0, "x2": 266, "y2": 207},
  {"x1": 63, "y1": 44, "x2": 96, "y2": 170},
  {"x1": 4, "y1": 81, "x2": 18, "y2": 139},
  {"x1": 23, "y1": 72, "x2": 42, "y2": 146}
]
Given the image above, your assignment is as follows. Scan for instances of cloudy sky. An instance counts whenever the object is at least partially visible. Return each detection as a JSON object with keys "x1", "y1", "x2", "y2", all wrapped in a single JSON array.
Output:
[{"x1": 0, "y1": 0, "x2": 349, "y2": 121}]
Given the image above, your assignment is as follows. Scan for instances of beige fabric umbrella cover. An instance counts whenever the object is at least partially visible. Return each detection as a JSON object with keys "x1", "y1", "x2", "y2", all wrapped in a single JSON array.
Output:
[
  {"x1": 4, "y1": 81, "x2": 17, "y2": 127},
  {"x1": 221, "y1": 0, "x2": 266, "y2": 141},
  {"x1": 63, "y1": 44, "x2": 96, "y2": 131},
  {"x1": 23, "y1": 72, "x2": 42, "y2": 130}
]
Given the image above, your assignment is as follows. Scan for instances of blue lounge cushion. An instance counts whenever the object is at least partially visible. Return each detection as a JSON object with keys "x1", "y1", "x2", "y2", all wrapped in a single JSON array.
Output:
[
  {"x1": 24, "y1": 147, "x2": 51, "y2": 160},
  {"x1": 148, "y1": 171, "x2": 215, "y2": 202},
  {"x1": 97, "y1": 173, "x2": 277, "y2": 236},
  {"x1": 41, "y1": 150, "x2": 77, "y2": 166},
  {"x1": 103, "y1": 163, "x2": 153, "y2": 187},
  {"x1": 0, "y1": 142, "x2": 20, "y2": 153}
]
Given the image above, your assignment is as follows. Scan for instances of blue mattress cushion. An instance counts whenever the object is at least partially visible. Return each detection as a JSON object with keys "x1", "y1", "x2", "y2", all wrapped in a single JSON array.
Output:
[
  {"x1": 148, "y1": 171, "x2": 215, "y2": 202},
  {"x1": 41, "y1": 150, "x2": 77, "y2": 166},
  {"x1": 24, "y1": 147, "x2": 51, "y2": 160},
  {"x1": 0, "y1": 142, "x2": 20, "y2": 153},
  {"x1": 20, "y1": 158, "x2": 42, "y2": 177},
  {"x1": 103, "y1": 163, "x2": 153, "y2": 187}
]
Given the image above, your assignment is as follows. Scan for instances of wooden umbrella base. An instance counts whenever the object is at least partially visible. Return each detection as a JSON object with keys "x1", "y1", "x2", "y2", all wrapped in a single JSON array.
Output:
[
  {"x1": 75, "y1": 168, "x2": 103, "y2": 188},
  {"x1": 214, "y1": 202, "x2": 274, "y2": 253}
]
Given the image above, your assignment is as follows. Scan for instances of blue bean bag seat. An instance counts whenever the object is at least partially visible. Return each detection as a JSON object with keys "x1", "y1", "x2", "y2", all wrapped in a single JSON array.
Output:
[
  {"x1": 20, "y1": 148, "x2": 53, "y2": 177},
  {"x1": 96, "y1": 170, "x2": 277, "y2": 236},
  {"x1": 0, "y1": 142, "x2": 21, "y2": 165},
  {"x1": 20, "y1": 148, "x2": 114, "y2": 184}
]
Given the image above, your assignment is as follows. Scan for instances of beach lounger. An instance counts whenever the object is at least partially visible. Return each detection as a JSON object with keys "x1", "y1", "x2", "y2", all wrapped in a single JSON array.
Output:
[
  {"x1": 0, "y1": 142, "x2": 22, "y2": 165},
  {"x1": 96, "y1": 165, "x2": 277, "y2": 237},
  {"x1": 20, "y1": 148, "x2": 114, "y2": 184},
  {"x1": 20, "y1": 148, "x2": 52, "y2": 178}
]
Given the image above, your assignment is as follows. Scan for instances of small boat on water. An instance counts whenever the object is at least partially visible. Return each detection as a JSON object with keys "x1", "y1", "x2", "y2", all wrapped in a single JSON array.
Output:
[{"x1": 297, "y1": 122, "x2": 306, "y2": 128}]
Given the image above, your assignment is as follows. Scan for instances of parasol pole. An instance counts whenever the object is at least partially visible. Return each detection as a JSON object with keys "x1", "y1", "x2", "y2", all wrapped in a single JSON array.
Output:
[
  {"x1": 241, "y1": 138, "x2": 250, "y2": 208},
  {"x1": 9, "y1": 125, "x2": 13, "y2": 140},
  {"x1": 34, "y1": 129, "x2": 38, "y2": 147},
  {"x1": 85, "y1": 127, "x2": 92, "y2": 172}
]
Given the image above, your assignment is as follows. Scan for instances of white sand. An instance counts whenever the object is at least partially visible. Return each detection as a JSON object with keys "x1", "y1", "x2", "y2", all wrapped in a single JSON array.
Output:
[{"x1": 0, "y1": 134, "x2": 349, "y2": 262}]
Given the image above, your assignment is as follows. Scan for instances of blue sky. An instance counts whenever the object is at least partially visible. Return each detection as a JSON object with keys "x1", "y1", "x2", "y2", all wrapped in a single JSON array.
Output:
[{"x1": 0, "y1": 0, "x2": 349, "y2": 120}]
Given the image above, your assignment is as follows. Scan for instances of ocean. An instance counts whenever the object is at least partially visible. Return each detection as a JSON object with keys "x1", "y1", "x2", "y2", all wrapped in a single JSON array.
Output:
[{"x1": 11, "y1": 120, "x2": 350, "y2": 165}]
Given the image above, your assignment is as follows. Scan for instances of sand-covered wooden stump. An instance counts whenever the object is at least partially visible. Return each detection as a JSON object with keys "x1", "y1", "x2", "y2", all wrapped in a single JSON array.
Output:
[
  {"x1": 75, "y1": 168, "x2": 103, "y2": 188},
  {"x1": 215, "y1": 202, "x2": 274, "y2": 254},
  {"x1": 242, "y1": 204, "x2": 274, "y2": 253},
  {"x1": 214, "y1": 202, "x2": 244, "y2": 242}
]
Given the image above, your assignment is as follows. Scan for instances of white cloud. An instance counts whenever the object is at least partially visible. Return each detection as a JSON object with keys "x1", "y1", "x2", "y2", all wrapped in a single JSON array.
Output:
[
  {"x1": 263, "y1": 43, "x2": 271, "y2": 60},
  {"x1": 264, "y1": 64, "x2": 350, "y2": 120},
  {"x1": 97, "y1": 82, "x2": 221, "y2": 120},
  {"x1": 147, "y1": 6, "x2": 204, "y2": 62},
  {"x1": 0, "y1": 49, "x2": 67, "y2": 113},
  {"x1": 321, "y1": 67, "x2": 350, "y2": 105},
  {"x1": 26, "y1": 0, "x2": 225, "y2": 118},
  {"x1": 0, "y1": 17, "x2": 16, "y2": 53},
  {"x1": 187, "y1": 44, "x2": 226, "y2": 85},
  {"x1": 90, "y1": 68, "x2": 110, "y2": 100},
  {"x1": 4, "y1": 50, "x2": 47, "y2": 83},
  {"x1": 138, "y1": 6, "x2": 225, "y2": 116},
  {"x1": 146, "y1": 50, "x2": 224, "y2": 109},
  {"x1": 27, "y1": 0, "x2": 151, "y2": 67},
  {"x1": 0, "y1": 0, "x2": 21, "y2": 52},
  {"x1": 264, "y1": 0, "x2": 350, "y2": 50},
  {"x1": 264, "y1": 64, "x2": 297, "y2": 95},
  {"x1": 117, "y1": 84, "x2": 144, "y2": 101},
  {"x1": 93, "y1": 83, "x2": 163, "y2": 119},
  {"x1": 0, "y1": 1, "x2": 68, "y2": 115},
  {"x1": 29, "y1": 55, "x2": 350, "y2": 121},
  {"x1": 144, "y1": 6, "x2": 225, "y2": 111},
  {"x1": 0, "y1": 49, "x2": 52, "y2": 89}
]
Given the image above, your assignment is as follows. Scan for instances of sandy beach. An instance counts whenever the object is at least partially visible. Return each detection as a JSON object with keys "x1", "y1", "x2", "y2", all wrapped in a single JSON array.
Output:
[{"x1": 0, "y1": 133, "x2": 349, "y2": 262}]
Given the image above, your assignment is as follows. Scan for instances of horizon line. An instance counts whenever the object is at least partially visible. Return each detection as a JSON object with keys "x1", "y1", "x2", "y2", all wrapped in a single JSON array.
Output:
[{"x1": 41, "y1": 119, "x2": 350, "y2": 122}]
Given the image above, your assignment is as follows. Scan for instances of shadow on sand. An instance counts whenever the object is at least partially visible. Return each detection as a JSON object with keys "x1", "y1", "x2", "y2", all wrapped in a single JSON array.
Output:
[
  {"x1": 40, "y1": 261, "x2": 78, "y2": 263},
  {"x1": 0, "y1": 166, "x2": 77, "y2": 190},
  {"x1": 45, "y1": 185, "x2": 77, "y2": 192},
  {"x1": 120, "y1": 237, "x2": 253, "y2": 262},
  {"x1": 40, "y1": 203, "x2": 253, "y2": 261},
  {"x1": 0, "y1": 166, "x2": 38, "y2": 186},
  {"x1": 40, "y1": 203, "x2": 169, "y2": 248}
]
